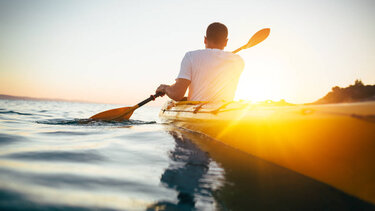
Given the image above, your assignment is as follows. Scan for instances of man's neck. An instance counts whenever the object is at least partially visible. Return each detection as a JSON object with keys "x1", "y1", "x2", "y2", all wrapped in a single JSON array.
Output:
[{"x1": 205, "y1": 46, "x2": 224, "y2": 50}]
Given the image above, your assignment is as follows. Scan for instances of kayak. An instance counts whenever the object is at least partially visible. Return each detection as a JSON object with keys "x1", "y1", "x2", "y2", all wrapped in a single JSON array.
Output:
[{"x1": 159, "y1": 100, "x2": 375, "y2": 204}]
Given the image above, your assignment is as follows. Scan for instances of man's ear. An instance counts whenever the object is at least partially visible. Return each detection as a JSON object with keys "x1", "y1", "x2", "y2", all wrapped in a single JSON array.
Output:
[
  {"x1": 224, "y1": 38, "x2": 228, "y2": 48},
  {"x1": 204, "y1": 36, "x2": 207, "y2": 45}
]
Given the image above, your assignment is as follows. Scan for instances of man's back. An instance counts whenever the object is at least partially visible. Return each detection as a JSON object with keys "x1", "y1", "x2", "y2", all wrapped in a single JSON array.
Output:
[
  {"x1": 156, "y1": 22, "x2": 245, "y2": 102},
  {"x1": 177, "y1": 48, "x2": 244, "y2": 101}
]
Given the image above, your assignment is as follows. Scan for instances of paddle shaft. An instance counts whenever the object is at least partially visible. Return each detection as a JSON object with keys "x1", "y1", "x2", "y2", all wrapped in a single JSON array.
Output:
[
  {"x1": 137, "y1": 92, "x2": 164, "y2": 108},
  {"x1": 232, "y1": 47, "x2": 243, "y2": 54}
]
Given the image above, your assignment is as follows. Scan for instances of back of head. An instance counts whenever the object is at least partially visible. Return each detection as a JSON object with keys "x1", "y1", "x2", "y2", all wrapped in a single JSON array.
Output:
[{"x1": 206, "y1": 22, "x2": 228, "y2": 45}]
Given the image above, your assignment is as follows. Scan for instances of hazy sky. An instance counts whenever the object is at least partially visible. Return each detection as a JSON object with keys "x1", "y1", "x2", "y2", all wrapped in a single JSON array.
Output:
[{"x1": 1, "y1": 0, "x2": 374, "y2": 105}]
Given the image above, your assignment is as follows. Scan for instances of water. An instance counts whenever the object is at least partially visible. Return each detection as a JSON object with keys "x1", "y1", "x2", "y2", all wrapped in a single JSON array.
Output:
[{"x1": 0, "y1": 99, "x2": 374, "y2": 210}]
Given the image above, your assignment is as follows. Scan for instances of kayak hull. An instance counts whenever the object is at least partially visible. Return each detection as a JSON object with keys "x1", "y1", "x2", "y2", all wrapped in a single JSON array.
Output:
[{"x1": 159, "y1": 101, "x2": 375, "y2": 204}]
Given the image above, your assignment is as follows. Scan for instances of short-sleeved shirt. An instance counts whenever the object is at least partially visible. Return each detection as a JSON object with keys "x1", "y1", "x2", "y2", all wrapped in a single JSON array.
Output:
[{"x1": 177, "y1": 48, "x2": 245, "y2": 101}]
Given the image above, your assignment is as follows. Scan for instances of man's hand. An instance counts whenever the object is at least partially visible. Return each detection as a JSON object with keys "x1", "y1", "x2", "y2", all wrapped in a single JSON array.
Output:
[
  {"x1": 156, "y1": 84, "x2": 170, "y2": 96},
  {"x1": 156, "y1": 79, "x2": 190, "y2": 101}
]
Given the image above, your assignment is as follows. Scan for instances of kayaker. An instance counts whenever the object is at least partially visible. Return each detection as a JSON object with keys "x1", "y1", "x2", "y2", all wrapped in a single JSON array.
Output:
[{"x1": 156, "y1": 22, "x2": 245, "y2": 101}]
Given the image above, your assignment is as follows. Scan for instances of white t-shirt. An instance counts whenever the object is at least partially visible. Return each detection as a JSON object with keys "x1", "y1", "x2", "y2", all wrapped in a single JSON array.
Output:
[{"x1": 177, "y1": 48, "x2": 245, "y2": 101}]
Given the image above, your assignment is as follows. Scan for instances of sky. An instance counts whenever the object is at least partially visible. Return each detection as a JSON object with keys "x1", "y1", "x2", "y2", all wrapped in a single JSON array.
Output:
[{"x1": 1, "y1": 0, "x2": 374, "y2": 105}]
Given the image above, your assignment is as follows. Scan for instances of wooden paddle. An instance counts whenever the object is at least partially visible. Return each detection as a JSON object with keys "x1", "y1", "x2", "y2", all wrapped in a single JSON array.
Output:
[
  {"x1": 90, "y1": 28, "x2": 270, "y2": 121},
  {"x1": 232, "y1": 28, "x2": 270, "y2": 53},
  {"x1": 90, "y1": 93, "x2": 163, "y2": 121}
]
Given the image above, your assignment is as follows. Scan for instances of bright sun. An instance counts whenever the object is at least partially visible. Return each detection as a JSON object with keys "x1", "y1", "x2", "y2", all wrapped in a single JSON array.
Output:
[
  {"x1": 234, "y1": 60, "x2": 289, "y2": 102},
  {"x1": 235, "y1": 77, "x2": 283, "y2": 102}
]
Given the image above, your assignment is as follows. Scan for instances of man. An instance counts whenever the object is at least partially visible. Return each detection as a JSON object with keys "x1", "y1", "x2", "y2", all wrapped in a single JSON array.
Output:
[{"x1": 156, "y1": 22, "x2": 245, "y2": 102}]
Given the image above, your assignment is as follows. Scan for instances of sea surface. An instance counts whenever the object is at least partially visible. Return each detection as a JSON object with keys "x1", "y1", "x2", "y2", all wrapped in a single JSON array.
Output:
[{"x1": 0, "y1": 99, "x2": 374, "y2": 210}]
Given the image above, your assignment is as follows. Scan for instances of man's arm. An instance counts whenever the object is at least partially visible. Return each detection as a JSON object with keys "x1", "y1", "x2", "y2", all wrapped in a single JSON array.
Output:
[{"x1": 156, "y1": 78, "x2": 190, "y2": 101}]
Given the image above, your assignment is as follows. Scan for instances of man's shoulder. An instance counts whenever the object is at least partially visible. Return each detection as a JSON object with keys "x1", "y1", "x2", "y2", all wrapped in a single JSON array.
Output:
[
  {"x1": 232, "y1": 53, "x2": 244, "y2": 63},
  {"x1": 185, "y1": 49, "x2": 206, "y2": 55},
  {"x1": 182, "y1": 50, "x2": 206, "y2": 61}
]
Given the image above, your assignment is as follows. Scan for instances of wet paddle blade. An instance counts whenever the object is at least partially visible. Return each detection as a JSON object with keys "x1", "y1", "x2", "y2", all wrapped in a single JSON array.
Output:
[
  {"x1": 90, "y1": 106, "x2": 136, "y2": 121},
  {"x1": 245, "y1": 28, "x2": 270, "y2": 49}
]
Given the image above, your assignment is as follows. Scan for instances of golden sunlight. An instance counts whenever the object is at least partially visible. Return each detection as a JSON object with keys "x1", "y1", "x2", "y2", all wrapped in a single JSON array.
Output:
[
  {"x1": 235, "y1": 78, "x2": 283, "y2": 102},
  {"x1": 235, "y1": 62, "x2": 288, "y2": 102}
]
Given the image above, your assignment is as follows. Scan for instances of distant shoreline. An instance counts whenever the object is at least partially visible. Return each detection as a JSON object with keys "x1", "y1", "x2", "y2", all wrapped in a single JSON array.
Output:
[
  {"x1": 0, "y1": 94, "x2": 104, "y2": 105},
  {"x1": 311, "y1": 80, "x2": 375, "y2": 105},
  {"x1": 0, "y1": 94, "x2": 162, "y2": 107}
]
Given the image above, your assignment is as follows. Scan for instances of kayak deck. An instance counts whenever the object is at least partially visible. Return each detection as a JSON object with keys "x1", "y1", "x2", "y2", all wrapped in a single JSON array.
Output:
[{"x1": 160, "y1": 101, "x2": 375, "y2": 204}]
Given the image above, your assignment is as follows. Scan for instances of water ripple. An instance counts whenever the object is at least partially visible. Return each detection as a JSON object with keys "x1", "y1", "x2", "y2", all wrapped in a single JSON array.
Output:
[
  {"x1": 5, "y1": 151, "x2": 107, "y2": 163},
  {"x1": 0, "y1": 111, "x2": 32, "y2": 116},
  {"x1": 40, "y1": 131, "x2": 97, "y2": 136},
  {"x1": 0, "y1": 168, "x2": 159, "y2": 194},
  {"x1": 0, "y1": 133, "x2": 29, "y2": 145},
  {"x1": 36, "y1": 118, "x2": 156, "y2": 126},
  {"x1": 0, "y1": 188, "x2": 116, "y2": 211}
]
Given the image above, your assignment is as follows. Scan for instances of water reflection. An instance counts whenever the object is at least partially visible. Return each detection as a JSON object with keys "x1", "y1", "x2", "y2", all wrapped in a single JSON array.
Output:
[{"x1": 148, "y1": 130, "x2": 220, "y2": 210}]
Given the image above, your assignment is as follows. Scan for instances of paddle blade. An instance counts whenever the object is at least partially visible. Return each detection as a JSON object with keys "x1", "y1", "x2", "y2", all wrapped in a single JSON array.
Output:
[
  {"x1": 245, "y1": 28, "x2": 270, "y2": 49},
  {"x1": 90, "y1": 106, "x2": 135, "y2": 121}
]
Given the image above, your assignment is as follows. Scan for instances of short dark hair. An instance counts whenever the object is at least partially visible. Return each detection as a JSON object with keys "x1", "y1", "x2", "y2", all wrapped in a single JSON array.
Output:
[{"x1": 206, "y1": 22, "x2": 228, "y2": 44}]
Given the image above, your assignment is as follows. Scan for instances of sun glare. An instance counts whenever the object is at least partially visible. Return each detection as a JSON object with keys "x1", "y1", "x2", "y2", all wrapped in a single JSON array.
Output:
[
  {"x1": 235, "y1": 80, "x2": 282, "y2": 102},
  {"x1": 234, "y1": 59, "x2": 288, "y2": 103}
]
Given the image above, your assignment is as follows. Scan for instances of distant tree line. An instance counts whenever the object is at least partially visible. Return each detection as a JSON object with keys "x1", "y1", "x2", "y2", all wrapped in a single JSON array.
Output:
[{"x1": 314, "y1": 80, "x2": 375, "y2": 104}]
